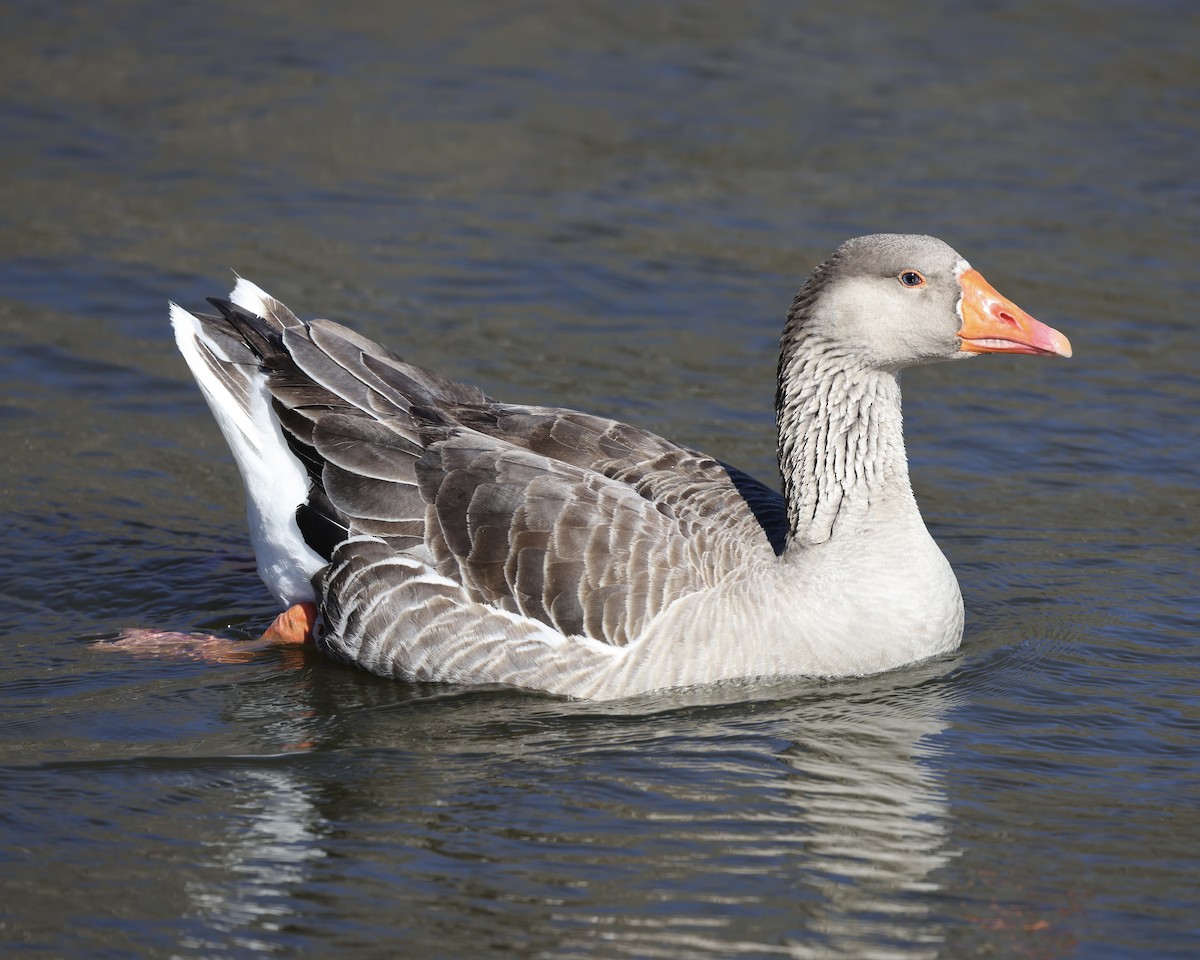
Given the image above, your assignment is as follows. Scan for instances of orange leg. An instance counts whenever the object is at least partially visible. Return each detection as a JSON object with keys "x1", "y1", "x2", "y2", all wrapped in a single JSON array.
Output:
[
  {"x1": 260, "y1": 602, "x2": 319, "y2": 646},
  {"x1": 101, "y1": 603, "x2": 320, "y2": 665}
]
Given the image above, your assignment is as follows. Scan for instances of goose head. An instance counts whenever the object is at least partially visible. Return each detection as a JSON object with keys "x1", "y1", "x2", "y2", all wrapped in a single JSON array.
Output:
[{"x1": 784, "y1": 234, "x2": 1072, "y2": 372}]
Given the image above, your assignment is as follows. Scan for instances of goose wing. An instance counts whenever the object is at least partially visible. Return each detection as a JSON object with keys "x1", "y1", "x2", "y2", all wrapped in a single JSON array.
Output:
[{"x1": 197, "y1": 292, "x2": 786, "y2": 646}]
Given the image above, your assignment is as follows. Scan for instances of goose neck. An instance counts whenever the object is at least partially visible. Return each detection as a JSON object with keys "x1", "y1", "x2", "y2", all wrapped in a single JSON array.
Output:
[{"x1": 776, "y1": 336, "x2": 912, "y2": 549}]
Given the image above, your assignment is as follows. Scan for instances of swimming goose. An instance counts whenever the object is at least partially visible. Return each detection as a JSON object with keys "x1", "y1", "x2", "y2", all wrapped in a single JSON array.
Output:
[{"x1": 170, "y1": 234, "x2": 1070, "y2": 699}]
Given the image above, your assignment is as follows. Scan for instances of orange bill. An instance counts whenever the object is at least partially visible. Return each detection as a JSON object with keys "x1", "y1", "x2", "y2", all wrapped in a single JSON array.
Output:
[{"x1": 958, "y1": 269, "x2": 1072, "y2": 358}]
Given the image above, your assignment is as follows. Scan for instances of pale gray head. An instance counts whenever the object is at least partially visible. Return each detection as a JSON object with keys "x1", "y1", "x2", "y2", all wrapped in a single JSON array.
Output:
[{"x1": 782, "y1": 233, "x2": 1071, "y2": 373}]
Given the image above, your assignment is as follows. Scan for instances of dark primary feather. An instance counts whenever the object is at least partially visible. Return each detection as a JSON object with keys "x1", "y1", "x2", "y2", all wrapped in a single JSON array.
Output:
[{"x1": 205, "y1": 298, "x2": 786, "y2": 645}]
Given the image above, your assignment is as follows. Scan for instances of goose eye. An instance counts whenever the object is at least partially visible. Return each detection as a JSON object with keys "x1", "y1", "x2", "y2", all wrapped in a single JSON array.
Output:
[{"x1": 898, "y1": 270, "x2": 926, "y2": 288}]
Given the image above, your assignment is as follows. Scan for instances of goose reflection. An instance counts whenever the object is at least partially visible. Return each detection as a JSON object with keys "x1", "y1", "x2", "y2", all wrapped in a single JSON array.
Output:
[
  {"x1": 531, "y1": 674, "x2": 956, "y2": 958},
  {"x1": 176, "y1": 765, "x2": 326, "y2": 952},
  {"x1": 175, "y1": 668, "x2": 955, "y2": 958},
  {"x1": 771, "y1": 680, "x2": 953, "y2": 958}
]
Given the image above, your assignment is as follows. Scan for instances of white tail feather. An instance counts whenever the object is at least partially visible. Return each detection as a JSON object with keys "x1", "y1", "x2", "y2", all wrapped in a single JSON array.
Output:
[
  {"x1": 170, "y1": 292, "x2": 325, "y2": 607},
  {"x1": 229, "y1": 276, "x2": 274, "y2": 318}
]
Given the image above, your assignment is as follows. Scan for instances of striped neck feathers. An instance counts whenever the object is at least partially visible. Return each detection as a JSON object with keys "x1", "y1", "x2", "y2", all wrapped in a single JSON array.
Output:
[{"x1": 775, "y1": 331, "x2": 911, "y2": 548}]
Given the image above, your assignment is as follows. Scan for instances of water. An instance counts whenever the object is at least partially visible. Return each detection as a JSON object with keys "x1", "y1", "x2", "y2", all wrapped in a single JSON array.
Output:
[{"x1": 2, "y1": 0, "x2": 1197, "y2": 956}]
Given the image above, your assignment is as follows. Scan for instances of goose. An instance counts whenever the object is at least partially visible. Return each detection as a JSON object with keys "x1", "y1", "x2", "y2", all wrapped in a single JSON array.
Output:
[{"x1": 169, "y1": 234, "x2": 1070, "y2": 699}]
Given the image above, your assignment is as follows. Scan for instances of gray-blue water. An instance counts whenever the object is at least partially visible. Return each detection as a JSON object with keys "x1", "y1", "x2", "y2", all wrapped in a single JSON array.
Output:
[{"x1": 2, "y1": 1, "x2": 1197, "y2": 956}]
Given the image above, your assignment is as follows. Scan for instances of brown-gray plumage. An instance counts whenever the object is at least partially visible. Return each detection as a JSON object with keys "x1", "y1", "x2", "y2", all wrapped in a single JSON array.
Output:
[{"x1": 170, "y1": 234, "x2": 1070, "y2": 699}]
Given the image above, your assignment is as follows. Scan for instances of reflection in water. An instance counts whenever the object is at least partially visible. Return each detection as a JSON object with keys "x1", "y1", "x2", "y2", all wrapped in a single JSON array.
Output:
[
  {"x1": 178, "y1": 767, "x2": 326, "y2": 954},
  {"x1": 775, "y1": 694, "x2": 952, "y2": 959},
  {"x1": 164, "y1": 676, "x2": 954, "y2": 959}
]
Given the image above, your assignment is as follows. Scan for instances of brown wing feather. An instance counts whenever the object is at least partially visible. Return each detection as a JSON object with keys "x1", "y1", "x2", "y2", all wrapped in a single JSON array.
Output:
[
  {"x1": 446, "y1": 404, "x2": 786, "y2": 553},
  {"x1": 413, "y1": 429, "x2": 752, "y2": 644},
  {"x1": 203, "y1": 297, "x2": 784, "y2": 644}
]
